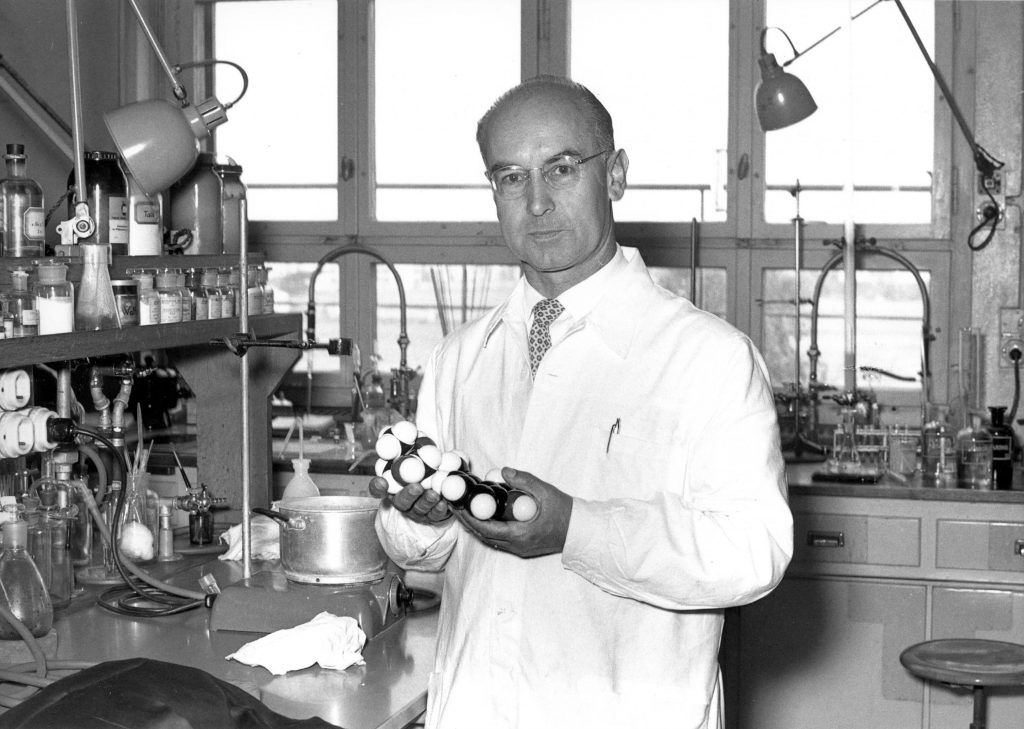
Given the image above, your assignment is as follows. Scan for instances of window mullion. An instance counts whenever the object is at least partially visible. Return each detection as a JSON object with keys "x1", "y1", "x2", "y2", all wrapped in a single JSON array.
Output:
[{"x1": 529, "y1": 0, "x2": 569, "y2": 78}]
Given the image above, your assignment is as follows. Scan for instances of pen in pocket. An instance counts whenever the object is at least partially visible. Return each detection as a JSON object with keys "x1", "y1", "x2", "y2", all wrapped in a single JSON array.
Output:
[{"x1": 605, "y1": 418, "x2": 621, "y2": 453}]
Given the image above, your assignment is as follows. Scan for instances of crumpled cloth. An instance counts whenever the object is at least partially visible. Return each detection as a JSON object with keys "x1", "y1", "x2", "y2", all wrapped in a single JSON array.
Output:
[
  {"x1": 226, "y1": 611, "x2": 367, "y2": 675},
  {"x1": 219, "y1": 514, "x2": 280, "y2": 561}
]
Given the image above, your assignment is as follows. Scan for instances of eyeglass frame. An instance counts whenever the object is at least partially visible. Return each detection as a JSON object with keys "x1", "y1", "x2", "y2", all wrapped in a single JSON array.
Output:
[{"x1": 484, "y1": 149, "x2": 614, "y2": 199}]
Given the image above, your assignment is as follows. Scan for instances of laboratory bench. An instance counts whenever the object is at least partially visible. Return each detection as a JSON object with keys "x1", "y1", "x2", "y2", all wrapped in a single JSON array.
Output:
[{"x1": 10, "y1": 550, "x2": 440, "y2": 729}]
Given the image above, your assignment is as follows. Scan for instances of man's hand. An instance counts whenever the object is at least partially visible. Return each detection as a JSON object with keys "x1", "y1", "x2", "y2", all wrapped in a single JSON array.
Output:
[
  {"x1": 369, "y1": 477, "x2": 453, "y2": 524},
  {"x1": 456, "y1": 467, "x2": 573, "y2": 558}
]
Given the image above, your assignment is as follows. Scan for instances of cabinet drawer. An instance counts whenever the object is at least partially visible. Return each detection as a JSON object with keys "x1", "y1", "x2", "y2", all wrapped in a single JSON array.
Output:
[
  {"x1": 936, "y1": 520, "x2": 1024, "y2": 573},
  {"x1": 792, "y1": 512, "x2": 921, "y2": 566}
]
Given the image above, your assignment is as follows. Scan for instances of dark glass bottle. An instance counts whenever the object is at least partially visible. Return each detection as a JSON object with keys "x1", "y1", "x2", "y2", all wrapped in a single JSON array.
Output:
[
  {"x1": 67, "y1": 151, "x2": 129, "y2": 254},
  {"x1": 988, "y1": 406, "x2": 1015, "y2": 490}
]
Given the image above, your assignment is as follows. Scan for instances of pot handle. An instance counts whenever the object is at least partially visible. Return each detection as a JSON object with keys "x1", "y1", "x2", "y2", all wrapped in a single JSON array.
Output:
[{"x1": 252, "y1": 507, "x2": 289, "y2": 525}]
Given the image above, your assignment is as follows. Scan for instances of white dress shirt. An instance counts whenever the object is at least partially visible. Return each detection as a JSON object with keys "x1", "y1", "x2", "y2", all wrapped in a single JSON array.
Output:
[{"x1": 376, "y1": 245, "x2": 793, "y2": 729}]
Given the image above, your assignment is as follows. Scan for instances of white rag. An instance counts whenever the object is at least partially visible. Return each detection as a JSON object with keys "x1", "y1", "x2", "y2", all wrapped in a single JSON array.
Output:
[
  {"x1": 218, "y1": 514, "x2": 281, "y2": 561},
  {"x1": 226, "y1": 611, "x2": 367, "y2": 675}
]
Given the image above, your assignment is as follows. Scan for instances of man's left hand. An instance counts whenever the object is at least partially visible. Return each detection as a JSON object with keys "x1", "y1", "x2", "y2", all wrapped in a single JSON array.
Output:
[{"x1": 455, "y1": 467, "x2": 573, "y2": 558}]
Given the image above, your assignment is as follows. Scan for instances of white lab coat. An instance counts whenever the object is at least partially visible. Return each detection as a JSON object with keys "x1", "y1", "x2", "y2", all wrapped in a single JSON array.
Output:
[{"x1": 376, "y1": 246, "x2": 793, "y2": 729}]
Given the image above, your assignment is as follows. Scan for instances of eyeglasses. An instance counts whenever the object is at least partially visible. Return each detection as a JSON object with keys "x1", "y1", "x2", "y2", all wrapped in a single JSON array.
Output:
[{"x1": 485, "y1": 150, "x2": 612, "y2": 200}]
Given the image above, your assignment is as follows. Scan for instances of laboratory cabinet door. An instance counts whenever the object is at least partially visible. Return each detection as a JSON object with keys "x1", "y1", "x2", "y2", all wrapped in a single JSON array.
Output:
[
  {"x1": 923, "y1": 586, "x2": 1024, "y2": 729},
  {"x1": 732, "y1": 576, "x2": 927, "y2": 729}
]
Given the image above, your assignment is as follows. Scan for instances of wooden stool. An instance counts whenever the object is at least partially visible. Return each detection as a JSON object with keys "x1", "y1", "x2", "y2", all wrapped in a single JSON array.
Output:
[{"x1": 900, "y1": 639, "x2": 1024, "y2": 729}]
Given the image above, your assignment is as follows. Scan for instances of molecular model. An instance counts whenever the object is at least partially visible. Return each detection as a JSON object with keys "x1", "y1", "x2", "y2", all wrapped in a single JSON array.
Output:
[{"x1": 374, "y1": 421, "x2": 538, "y2": 522}]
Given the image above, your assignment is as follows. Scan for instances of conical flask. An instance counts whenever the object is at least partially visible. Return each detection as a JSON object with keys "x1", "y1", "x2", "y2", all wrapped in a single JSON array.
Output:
[
  {"x1": 0, "y1": 520, "x2": 54, "y2": 639},
  {"x1": 75, "y1": 243, "x2": 122, "y2": 330}
]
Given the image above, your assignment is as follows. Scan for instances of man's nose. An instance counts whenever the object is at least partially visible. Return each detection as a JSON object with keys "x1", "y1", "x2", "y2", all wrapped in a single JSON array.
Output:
[{"x1": 526, "y1": 168, "x2": 554, "y2": 216}]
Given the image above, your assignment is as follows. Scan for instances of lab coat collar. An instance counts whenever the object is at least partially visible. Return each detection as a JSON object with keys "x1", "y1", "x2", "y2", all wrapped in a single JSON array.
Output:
[{"x1": 482, "y1": 245, "x2": 653, "y2": 359}]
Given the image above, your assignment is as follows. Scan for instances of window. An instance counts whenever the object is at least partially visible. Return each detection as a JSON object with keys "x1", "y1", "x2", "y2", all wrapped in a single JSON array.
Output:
[{"x1": 763, "y1": 0, "x2": 936, "y2": 225}]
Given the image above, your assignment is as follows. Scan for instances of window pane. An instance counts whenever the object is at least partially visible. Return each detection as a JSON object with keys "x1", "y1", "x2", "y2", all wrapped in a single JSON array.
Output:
[
  {"x1": 764, "y1": 0, "x2": 934, "y2": 223},
  {"x1": 649, "y1": 268, "x2": 728, "y2": 320},
  {"x1": 267, "y1": 262, "x2": 339, "y2": 372},
  {"x1": 375, "y1": 264, "x2": 522, "y2": 374},
  {"x1": 571, "y1": 0, "x2": 729, "y2": 222},
  {"x1": 213, "y1": 1, "x2": 338, "y2": 221},
  {"x1": 374, "y1": 0, "x2": 519, "y2": 222},
  {"x1": 762, "y1": 268, "x2": 930, "y2": 395}
]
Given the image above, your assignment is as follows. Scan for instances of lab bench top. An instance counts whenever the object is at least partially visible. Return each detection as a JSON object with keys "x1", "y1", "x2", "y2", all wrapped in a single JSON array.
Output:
[
  {"x1": 786, "y1": 462, "x2": 1024, "y2": 502},
  {"x1": 43, "y1": 555, "x2": 439, "y2": 729}
]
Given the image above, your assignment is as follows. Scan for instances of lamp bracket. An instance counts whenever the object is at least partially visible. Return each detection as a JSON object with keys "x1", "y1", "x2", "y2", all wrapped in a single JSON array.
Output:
[{"x1": 55, "y1": 201, "x2": 95, "y2": 246}]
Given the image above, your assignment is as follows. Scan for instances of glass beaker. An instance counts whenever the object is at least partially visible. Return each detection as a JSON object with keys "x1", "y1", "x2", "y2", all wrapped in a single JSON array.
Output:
[
  {"x1": 956, "y1": 417, "x2": 993, "y2": 490},
  {"x1": 921, "y1": 406, "x2": 956, "y2": 488},
  {"x1": 887, "y1": 425, "x2": 920, "y2": 480}
]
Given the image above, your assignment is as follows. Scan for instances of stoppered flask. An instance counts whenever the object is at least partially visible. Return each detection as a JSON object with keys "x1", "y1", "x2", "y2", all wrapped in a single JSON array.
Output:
[
  {"x1": 0, "y1": 143, "x2": 45, "y2": 257},
  {"x1": 956, "y1": 415, "x2": 993, "y2": 490}
]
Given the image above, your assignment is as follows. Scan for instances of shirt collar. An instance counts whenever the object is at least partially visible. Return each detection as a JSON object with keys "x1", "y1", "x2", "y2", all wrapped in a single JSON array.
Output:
[{"x1": 484, "y1": 245, "x2": 646, "y2": 359}]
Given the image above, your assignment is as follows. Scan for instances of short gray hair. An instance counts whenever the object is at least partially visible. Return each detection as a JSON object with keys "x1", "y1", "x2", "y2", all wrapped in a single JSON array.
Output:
[{"x1": 476, "y1": 75, "x2": 615, "y2": 157}]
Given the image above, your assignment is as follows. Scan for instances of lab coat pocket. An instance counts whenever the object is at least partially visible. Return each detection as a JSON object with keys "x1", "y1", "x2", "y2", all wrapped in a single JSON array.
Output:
[{"x1": 593, "y1": 404, "x2": 681, "y2": 500}]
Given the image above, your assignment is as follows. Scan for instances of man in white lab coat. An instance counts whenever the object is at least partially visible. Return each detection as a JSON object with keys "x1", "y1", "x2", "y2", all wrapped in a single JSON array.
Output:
[{"x1": 371, "y1": 75, "x2": 793, "y2": 729}]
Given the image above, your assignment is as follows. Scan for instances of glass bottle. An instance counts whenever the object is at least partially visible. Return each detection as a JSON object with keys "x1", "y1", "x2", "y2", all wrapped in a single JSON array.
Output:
[
  {"x1": 956, "y1": 415, "x2": 993, "y2": 490},
  {"x1": 123, "y1": 162, "x2": 164, "y2": 256},
  {"x1": 67, "y1": 151, "x2": 129, "y2": 254},
  {"x1": 186, "y1": 268, "x2": 208, "y2": 321},
  {"x1": 246, "y1": 264, "x2": 263, "y2": 315},
  {"x1": 155, "y1": 270, "x2": 183, "y2": 323},
  {"x1": 217, "y1": 268, "x2": 235, "y2": 318},
  {"x1": 259, "y1": 265, "x2": 275, "y2": 314},
  {"x1": 130, "y1": 269, "x2": 161, "y2": 325},
  {"x1": 26, "y1": 510, "x2": 52, "y2": 594},
  {"x1": 8, "y1": 268, "x2": 37, "y2": 337},
  {"x1": 988, "y1": 406, "x2": 1015, "y2": 491},
  {"x1": 34, "y1": 260, "x2": 75, "y2": 335},
  {"x1": 0, "y1": 144, "x2": 45, "y2": 257},
  {"x1": 201, "y1": 267, "x2": 223, "y2": 319},
  {"x1": 0, "y1": 520, "x2": 54, "y2": 639},
  {"x1": 175, "y1": 270, "x2": 193, "y2": 322},
  {"x1": 75, "y1": 243, "x2": 121, "y2": 330},
  {"x1": 47, "y1": 485, "x2": 74, "y2": 610},
  {"x1": 214, "y1": 156, "x2": 246, "y2": 255},
  {"x1": 921, "y1": 405, "x2": 956, "y2": 488}
]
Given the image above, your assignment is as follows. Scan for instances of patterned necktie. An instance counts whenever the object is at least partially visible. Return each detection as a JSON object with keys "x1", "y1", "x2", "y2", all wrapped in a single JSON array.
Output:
[{"x1": 528, "y1": 298, "x2": 564, "y2": 378}]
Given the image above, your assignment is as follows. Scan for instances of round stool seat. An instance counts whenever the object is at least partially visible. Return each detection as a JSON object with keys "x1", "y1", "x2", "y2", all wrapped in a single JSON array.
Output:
[{"x1": 900, "y1": 639, "x2": 1024, "y2": 687}]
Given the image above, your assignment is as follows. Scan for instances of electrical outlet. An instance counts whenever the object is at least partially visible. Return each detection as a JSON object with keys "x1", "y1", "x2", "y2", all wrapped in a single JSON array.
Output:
[
  {"x1": 999, "y1": 308, "x2": 1024, "y2": 367},
  {"x1": 977, "y1": 170, "x2": 1006, "y2": 226}
]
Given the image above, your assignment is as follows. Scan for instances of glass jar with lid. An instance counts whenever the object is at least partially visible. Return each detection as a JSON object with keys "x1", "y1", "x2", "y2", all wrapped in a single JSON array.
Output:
[
  {"x1": 129, "y1": 268, "x2": 161, "y2": 325},
  {"x1": 258, "y1": 265, "x2": 275, "y2": 314},
  {"x1": 155, "y1": 269, "x2": 183, "y2": 323},
  {"x1": 175, "y1": 270, "x2": 193, "y2": 322},
  {"x1": 34, "y1": 260, "x2": 74, "y2": 335},
  {"x1": 201, "y1": 267, "x2": 223, "y2": 319},
  {"x1": 246, "y1": 264, "x2": 263, "y2": 315},
  {"x1": 185, "y1": 268, "x2": 208, "y2": 320},
  {"x1": 8, "y1": 267, "x2": 37, "y2": 337},
  {"x1": 216, "y1": 268, "x2": 235, "y2": 318}
]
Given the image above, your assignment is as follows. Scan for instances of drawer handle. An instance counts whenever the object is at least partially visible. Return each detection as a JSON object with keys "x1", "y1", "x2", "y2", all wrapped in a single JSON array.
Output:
[
  {"x1": 1015, "y1": 539, "x2": 1024, "y2": 557},
  {"x1": 806, "y1": 530, "x2": 845, "y2": 548}
]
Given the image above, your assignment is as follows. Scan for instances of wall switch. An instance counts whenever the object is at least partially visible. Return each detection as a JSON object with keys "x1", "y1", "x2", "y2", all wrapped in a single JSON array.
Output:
[{"x1": 998, "y1": 308, "x2": 1024, "y2": 367}]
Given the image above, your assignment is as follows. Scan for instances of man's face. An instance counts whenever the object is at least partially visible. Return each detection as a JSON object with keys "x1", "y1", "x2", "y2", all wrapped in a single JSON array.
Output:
[{"x1": 481, "y1": 87, "x2": 626, "y2": 295}]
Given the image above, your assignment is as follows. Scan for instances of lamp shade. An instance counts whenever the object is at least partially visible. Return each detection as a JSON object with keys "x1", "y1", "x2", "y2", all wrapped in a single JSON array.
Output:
[
  {"x1": 755, "y1": 53, "x2": 818, "y2": 131},
  {"x1": 104, "y1": 99, "x2": 202, "y2": 195}
]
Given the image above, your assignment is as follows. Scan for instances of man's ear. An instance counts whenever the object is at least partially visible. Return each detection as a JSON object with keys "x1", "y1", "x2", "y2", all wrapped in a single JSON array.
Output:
[{"x1": 607, "y1": 149, "x2": 628, "y2": 201}]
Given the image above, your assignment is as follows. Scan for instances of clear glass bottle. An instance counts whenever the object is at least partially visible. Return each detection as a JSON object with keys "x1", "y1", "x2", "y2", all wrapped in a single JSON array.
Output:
[
  {"x1": 155, "y1": 270, "x2": 183, "y2": 323},
  {"x1": 987, "y1": 406, "x2": 1015, "y2": 491},
  {"x1": 186, "y1": 267, "x2": 208, "y2": 321},
  {"x1": 0, "y1": 143, "x2": 46, "y2": 257},
  {"x1": 0, "y1": 520, "x2": 54, "y2": 639},
  {"x1": 26, "y1": 510, "x2": 53, "y2": 594},
  {"x1": 217, "y1": 268, "x2": 235, "y2": 318},
  {"x1": 75, "y1": 243, "x2": 121, "y2": 330},
  {"x1": 34, "y1": 260, "x2": 75, "y2": 335},
  {"x1": 246, "y1": 264, "x2": 263, "y2": 315},
  {"x1": 259, "y1": 264, "x2": 275, "y2": 314},
  {"x1": 8, "y1": 268, "x2": 37, "y2": 337},
  {"x1": 175, "y1": 270, "x2": 193, "y2": 322},
  {"x1": 921, "y1": 405, "x2": 956, "y2": 488},
  {"x1": 130, "y1": 269, "x2": 161, "y2": 325},
  {"x1": 956, "y1": 415, "x2": 993, "y2": 490},
  {"x1": 201, "y1": 267, "x2": 223, "y2": 319},
  {"x1": 48, "y1": 484, "x2": 74, "y2": 610}
]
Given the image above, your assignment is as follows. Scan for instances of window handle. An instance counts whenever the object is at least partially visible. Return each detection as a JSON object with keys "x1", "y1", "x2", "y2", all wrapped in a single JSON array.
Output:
[{"x1": 341, "y1": 156, "x2": 355, "y2": 181}]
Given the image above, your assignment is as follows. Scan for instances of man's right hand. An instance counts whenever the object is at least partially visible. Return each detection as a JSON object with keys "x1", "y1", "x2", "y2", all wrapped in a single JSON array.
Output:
[{"x1": 369, "y1": 477, "x2": 454, "y2": 524}]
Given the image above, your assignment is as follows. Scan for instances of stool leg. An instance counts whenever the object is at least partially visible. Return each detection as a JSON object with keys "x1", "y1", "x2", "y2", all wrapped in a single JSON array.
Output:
[{"x1": 969, "y1": 686, "x2": 986, "y2": 729}]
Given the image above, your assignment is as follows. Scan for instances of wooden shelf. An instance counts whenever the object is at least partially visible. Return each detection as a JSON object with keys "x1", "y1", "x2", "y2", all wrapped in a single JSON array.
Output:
[{"x1": 0, "y1": 313, "x2": 301, "y2": 368}]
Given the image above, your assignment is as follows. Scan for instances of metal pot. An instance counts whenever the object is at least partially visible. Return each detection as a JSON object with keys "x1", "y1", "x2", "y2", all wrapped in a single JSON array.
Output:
[{"x1": 253, "y1": 496, "x2": 386, "y2": 585}]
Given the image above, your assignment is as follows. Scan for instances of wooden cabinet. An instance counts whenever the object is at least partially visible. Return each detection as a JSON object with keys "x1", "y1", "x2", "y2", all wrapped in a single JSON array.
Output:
[
  {"x1": 725, "y1": 487, "x2": 1024, "y2": 729},
  {"x1": 0, "y1": 314, "x2": 302, "y2": 519}
]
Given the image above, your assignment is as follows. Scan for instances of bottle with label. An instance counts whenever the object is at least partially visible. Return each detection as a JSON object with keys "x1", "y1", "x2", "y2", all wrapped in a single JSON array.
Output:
[
  {"x1": 34, "y1": 261, "x2": 75, "y2": 335},
  {"x1": 155, "y1": 270, "x2": 183, "y2": 323},
  {"x1": 956, "y1": 415, "x2": 993, "y2": 490},
  {"x1": 186, "y1": 268, "x2": 208, "y2": 320},
  {"x1": 8, "y1": 268, "x2": 37, "y2": 337},
  {"x1": 987, "y1": 406, "x2": 1015, "y2": 490},
  {"x1": 129, "y1": 269, "x2": 161, "y2": 325},
  {"x1": 201, "y1": 267, "x2": 223, "y2": 319},
  {"x1": 175, "y1": 270, "x2": 193, "y2": 322},
  {"x1": 75, "y1": 243, "x2": 121, "y2": 330},
  {"x1": 921, "y1": 405, "x2": 956, "y2": 488},
  {"x1": 259, "y1": 265, "x2": 275, "y2": 314},
  {"x1": 246, "y1": 264, "x2": 263, "y2": 315},
  {"x1": 0, "y1": 144, "x2": 46, "y2": 257},
  {"x1": 215, "y1": 157, "x2": 246, "y2": 254},
  {"x1": 0, "y1": 520, "x2": 53, "y2": 639},
  {"x1": 122, "y1": 162, "x2": 164, "y2": 255},
  {"x1": 67, "y1": 151, "x2": 129, "y2": 254},
  {"x1": 216, "y1": 268, "x2": 235, "y2": 318}
]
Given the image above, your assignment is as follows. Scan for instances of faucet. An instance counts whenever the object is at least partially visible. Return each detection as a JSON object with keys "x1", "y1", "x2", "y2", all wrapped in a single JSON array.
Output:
[
  {"x1": 808, "y1": 238, "x2": 934, "y2": 433},
  {"x1": 305, "y1": 241, "x2": 413, "y2": 418}
]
